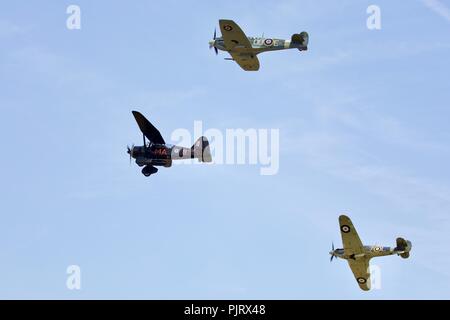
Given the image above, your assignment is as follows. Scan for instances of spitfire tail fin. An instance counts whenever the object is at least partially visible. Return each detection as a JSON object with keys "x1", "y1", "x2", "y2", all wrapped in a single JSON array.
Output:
[
  {"x1": 192, "y1": 136, "x2": 212, "y2": 163},
  {"x1": 291, "y1": 31, "x2": 309, "y2": 50}
]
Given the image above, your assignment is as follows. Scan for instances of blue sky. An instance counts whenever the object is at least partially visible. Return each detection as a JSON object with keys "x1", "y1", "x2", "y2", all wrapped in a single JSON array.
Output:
[{"x1": 1, "y1": 0, "x2": 450, "y2": 299}]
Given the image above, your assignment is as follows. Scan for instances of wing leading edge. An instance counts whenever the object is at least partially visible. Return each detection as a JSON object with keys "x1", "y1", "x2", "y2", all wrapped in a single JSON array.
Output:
[
  {"x1": 339, "y1": 215, "x2": 371, "y2": 291},
  {"x1": 219, "y1": 19, "x2": 252, "y2": 51},
  {"x1": 219, "y1": 20, "x2": 259, "y2": 71},
  {"x1": 132, "y1": 111, "x2": 165, "y2": 145},
  {"x1": 339, "y1": 215, "x2": 364, "y2": 255}
]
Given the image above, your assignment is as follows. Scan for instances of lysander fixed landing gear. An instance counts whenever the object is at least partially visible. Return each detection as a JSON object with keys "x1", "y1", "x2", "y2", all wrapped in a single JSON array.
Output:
[{"x1": 142, "y1": 165, "x2": 158, "y2": 177}]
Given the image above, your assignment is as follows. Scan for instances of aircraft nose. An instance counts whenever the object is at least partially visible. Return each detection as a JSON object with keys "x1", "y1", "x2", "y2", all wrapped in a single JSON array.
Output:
[
  {"x1": 209, "y1": 40, "x2": 215, "y2": 48},
  {"x1": 127, "y1": 145, "x2": 135, "y2": 158}
]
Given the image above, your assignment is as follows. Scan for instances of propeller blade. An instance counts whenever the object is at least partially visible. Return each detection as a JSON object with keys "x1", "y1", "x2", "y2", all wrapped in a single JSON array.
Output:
[
  {"x1": 127, "y1": 144, "x2": 134, "y2": 166},
  {"x1": 131, "y1": 111, "x2": 165, "y2": 145},
  {"x1": 214, "y1": 46, "x2": 218, "y2": 55},
  {"x1": 330, "y1": 242, "x2": 336, "y2": 262},
  {"x1": 214, "y1": 28, "x2": 216, "y2": 40}
]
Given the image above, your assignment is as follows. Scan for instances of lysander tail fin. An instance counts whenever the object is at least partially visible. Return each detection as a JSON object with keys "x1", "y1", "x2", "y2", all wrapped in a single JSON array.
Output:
[{"x1": 192, "y1": 136, "x2": 212, "y2": 163}]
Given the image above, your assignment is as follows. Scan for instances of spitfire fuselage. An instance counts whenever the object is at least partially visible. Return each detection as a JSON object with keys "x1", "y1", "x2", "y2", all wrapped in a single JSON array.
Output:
[{"x1": 211, "y1": 36, "x2": 307, "y2": 54}]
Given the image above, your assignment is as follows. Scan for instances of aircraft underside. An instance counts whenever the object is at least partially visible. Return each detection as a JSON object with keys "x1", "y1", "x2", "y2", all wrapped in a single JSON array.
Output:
[{"x1": 136, "y1": 157, "x2": 172, "y2": 168}]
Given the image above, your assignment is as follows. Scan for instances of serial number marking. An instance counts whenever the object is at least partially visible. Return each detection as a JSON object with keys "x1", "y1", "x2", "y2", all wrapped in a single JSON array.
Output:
[
  {"x1": 184, "y1": 304, "x2": 266, "y2": 318},
  {"x1": 228, "y1": 305, "x2": 266, "y2": 317}
]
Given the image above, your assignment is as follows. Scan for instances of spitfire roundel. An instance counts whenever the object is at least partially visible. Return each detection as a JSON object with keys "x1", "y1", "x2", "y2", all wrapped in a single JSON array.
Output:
[
  {"x1": 224, "y1": 25, "x2": 233, "y2": 31},
  {"x1": 341, "y1": 225, "x2": 351, "y2": 233},
  {"x1": 264, "y1": 38, "x2": 273, "y2": 46}
]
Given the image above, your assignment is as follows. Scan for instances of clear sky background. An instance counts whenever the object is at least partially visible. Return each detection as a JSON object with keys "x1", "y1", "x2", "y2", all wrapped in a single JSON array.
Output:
[{"x1": 1, "y1": 0, "x2": 450, "y2": 299}]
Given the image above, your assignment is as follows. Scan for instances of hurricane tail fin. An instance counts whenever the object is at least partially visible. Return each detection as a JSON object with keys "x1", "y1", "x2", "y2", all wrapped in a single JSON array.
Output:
[{"x1": 395, "y1": 237, "x2": 412, "y2": 258}]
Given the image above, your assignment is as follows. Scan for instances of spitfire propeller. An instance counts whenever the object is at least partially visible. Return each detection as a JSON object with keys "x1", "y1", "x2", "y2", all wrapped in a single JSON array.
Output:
[{"x1": 210, "y1": 28, "x2": 218, "y2": 55}]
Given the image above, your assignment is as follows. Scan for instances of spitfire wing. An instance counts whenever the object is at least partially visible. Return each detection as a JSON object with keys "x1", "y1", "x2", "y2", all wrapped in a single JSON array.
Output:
[
  {"x1": 218, "y1": 20, "x2": 259, "y2": 71},
  {"x1": 229, "y1": 53, "x2": 260, "y2": 71},
  {"x1": 339, "y1": 215, "x2": 364, "y2": 255},
  {"x1": 348, "y1": 259, "x2": 371, "y2": 291},
  {"x1": 132, "y1": 111, "x2": 165, "y2": 145},
  {"x1": 219, "y1": 19, "x2": 252, "y2": 51}
]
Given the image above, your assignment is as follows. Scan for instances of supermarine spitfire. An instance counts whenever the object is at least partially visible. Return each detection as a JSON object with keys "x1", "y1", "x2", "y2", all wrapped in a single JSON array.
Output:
[
  {"x1": 209, "y1": 19, "x2": 309, "y2": 71},
  {"x1": 330, "y1": 215, "x2": 412, "y2": 291},
  {"x1": 127, "y1": 111, "x2": 212, "y2": 177}
]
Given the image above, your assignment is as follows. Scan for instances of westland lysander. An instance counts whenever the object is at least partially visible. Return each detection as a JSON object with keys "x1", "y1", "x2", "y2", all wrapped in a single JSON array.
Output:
[{"x1": 127, "y1": 111, "x2": 211, "y2": 177}]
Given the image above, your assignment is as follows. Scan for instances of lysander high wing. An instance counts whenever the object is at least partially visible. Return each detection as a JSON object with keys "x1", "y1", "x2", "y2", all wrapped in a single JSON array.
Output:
[
  {"x1": 132, "y1": 111, "x2": 165, "y2": 145},
  {"x1": 229, "y1": 53, "x2": 260, "y2": 71},
  {"x1": 219, "y1": 20, "x2": 252, "y2": 51},
  {"x1": 348, "y1": 259, "x2": 371, "y2": 291},
  {"x1": 339, "y1": 215, "x2": 364, "y2": 256}
]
